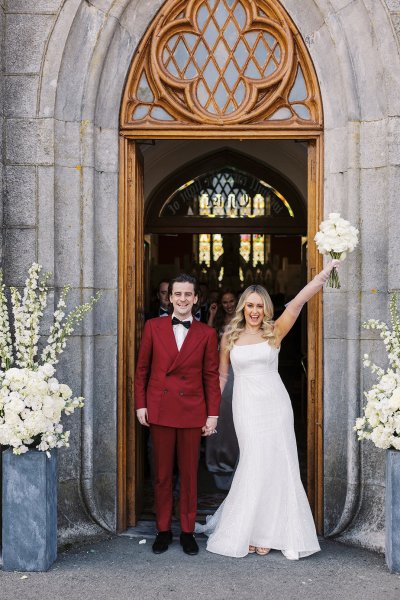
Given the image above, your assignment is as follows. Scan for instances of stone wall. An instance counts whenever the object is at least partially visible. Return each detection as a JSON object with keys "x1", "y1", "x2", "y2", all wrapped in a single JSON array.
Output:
[
  {"x1": 0, "y1": 0, "x2": 400, "y2": 550},
  {"x1": 0, "y1": 0, "x2": 5, "y2": 262}
]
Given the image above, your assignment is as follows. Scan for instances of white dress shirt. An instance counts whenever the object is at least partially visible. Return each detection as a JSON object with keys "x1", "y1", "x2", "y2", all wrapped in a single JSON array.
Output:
[
  {"x1": 171, "y1": 314, "x2": 217, "y2": 419},
  {"x1": 172, "y1": 314, "x2": 193, "y2": 351}
]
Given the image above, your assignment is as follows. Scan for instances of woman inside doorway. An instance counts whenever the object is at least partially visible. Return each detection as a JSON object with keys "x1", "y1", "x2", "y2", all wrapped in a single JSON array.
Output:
[{"x1": 206, "y1": 290, "x2": 239, "y2": 491}]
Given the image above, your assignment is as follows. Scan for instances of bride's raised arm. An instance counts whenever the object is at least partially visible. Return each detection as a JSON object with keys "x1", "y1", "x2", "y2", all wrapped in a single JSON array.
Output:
[
  {"x1": 273, "y1": 260, "x2": 341, "y2": 346},
  {"x1": 218, "y1": 332, "x2": 231, "y2": 394}
]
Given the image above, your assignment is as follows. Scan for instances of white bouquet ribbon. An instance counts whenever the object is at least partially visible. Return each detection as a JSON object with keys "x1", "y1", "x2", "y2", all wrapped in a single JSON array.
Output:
[{"x1": 314, "y1": 212, "x2": 359, "y2": 288}]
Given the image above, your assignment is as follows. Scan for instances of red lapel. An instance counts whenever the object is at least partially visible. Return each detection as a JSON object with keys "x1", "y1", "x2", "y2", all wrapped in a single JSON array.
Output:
[
  {"x1": 166, "y1": 319, "x2": 206, "y2": 374},
  {"x1": 154, "y1": 317, "x2": 179, "y2": 363}
]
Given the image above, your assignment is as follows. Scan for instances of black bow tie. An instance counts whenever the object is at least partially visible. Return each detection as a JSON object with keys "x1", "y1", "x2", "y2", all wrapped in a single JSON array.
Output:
[
  {"x1": 172, "y1": 317, "x2": 191, "y2": 329},
  {"x1": 159, "y1": 308, "x2": 169, "y2": 316}
]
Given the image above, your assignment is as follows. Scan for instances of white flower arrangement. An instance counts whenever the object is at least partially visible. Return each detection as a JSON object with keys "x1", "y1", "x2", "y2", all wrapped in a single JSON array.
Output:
[
  {"x1": 314, "y1": 212, "x2": 359, "y2": 288},
  {"x1": 0, "y1": 264, "x2": 100, "y2": 455},
  {"x1": 354, "y1": 295, "x2": 400, "y2": 450}
]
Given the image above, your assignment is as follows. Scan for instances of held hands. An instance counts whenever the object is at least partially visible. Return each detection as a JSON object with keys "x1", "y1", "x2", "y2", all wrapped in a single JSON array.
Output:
[
  {"x1": 202, "y1": 416, "x2": 218, "y2": 437},
  {"x1": 136, "y1": 408, "x2": 149, "y2": 427}
]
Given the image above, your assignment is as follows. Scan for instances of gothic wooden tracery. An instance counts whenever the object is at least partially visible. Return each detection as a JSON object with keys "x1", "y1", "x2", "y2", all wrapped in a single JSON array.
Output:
[{"x1": 120, "y1": 0, "x2": 323, "y2": 131}]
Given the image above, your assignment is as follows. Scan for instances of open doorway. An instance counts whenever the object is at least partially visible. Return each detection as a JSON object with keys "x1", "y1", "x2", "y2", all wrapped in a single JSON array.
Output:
[{"x1": 138, "y1": 141, "x2": 308, "y2": 521}]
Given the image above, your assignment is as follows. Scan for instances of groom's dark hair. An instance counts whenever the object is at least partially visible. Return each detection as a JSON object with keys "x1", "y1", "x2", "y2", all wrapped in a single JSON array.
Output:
[{"x1": 168, "y1": 273, "x2": 198, "y2": 299}]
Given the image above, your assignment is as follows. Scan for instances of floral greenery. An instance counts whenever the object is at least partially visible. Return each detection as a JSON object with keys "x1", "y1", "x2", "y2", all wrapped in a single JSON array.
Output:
[
  {"x1": 0, "y1": 264, "x2": 100, "y2": 455},
  {"x1": 354, "y1": 294, "x2": 400, "y2": 450}
]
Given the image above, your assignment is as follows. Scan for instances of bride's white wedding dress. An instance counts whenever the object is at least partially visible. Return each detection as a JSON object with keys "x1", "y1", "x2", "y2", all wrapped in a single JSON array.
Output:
[{"x1": 196, "y1": 341, "x2": 320, "y2": 559}]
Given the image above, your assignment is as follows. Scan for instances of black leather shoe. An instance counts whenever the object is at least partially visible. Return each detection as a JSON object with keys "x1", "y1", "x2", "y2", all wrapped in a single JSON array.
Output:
[
  {"x1": 152, "y1": 531, "x2": 173, "y2": 554},
  {"x1": 180, "y1": 532, "x2": 199, "y2": 555}
]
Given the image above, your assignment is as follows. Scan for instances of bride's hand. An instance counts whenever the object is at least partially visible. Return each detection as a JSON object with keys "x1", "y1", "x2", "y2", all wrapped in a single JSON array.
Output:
[{"x1": 202, "y1": 416, "x2": 218, "y2": 436}]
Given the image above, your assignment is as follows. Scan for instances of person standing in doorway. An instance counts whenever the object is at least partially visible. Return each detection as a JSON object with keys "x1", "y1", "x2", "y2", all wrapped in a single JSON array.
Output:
[
  {"x1": 135, "y1": 274, "x2": 221, "y2": 555},
  {"x1": 148, "y1": 279, "x2": 170, "y2": 319}
]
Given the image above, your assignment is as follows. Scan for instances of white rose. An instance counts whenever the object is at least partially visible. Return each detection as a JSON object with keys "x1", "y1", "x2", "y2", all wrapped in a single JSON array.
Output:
[
  {"x1": 390, "y1": 436, "x2": 400, "y2": 450},
  {"x1": 39, "y1": 363, "x2": 55, "y2": 378},
  {"x1": 48, "y1": 378, "x2": 60, "y2": 393},
  {"x1": 59, "y1": 384, "x2": 72, "y2": 399},
  {"x1": 6, "y1": 397, "x2": 25, "y2": 414},
  {"x1": 389, "y1": 388, "x2": 400, "y2": 411}
]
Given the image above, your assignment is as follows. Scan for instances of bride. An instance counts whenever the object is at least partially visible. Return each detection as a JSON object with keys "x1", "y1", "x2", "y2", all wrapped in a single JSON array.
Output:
[{"x1": 196, "y1": 260, "x2": 340, "y2": 559}]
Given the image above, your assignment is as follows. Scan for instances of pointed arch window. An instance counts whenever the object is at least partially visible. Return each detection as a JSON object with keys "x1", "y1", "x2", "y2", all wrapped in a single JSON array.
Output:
[{"x1": 121, "y1": 0, "x2": 322, "y2": 130}]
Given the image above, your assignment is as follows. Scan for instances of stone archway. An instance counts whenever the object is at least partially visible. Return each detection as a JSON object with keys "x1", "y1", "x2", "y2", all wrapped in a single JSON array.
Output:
[{"x1": 35, "y1": 0, "x2": 400, "y2": 549}]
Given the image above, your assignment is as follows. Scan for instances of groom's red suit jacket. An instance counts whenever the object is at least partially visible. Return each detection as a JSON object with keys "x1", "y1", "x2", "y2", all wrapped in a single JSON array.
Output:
[{"x1": 134, "y1": 316, "x2": 221, "y2": 428}]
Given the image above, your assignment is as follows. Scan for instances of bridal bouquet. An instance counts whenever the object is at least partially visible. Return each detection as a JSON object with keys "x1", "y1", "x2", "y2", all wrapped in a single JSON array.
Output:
[
  {"x1": 0, "y1": 264, "x2": 100, "y2": 455},
  {"x1": 354, "y1": 295, "x2": 400, "y2": 450},
  {"x1": 314, "y1": 212, "x2": 359, "y2": 288}
]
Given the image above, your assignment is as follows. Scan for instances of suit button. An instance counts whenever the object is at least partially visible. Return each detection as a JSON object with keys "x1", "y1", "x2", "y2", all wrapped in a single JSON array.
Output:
[
  {"x1": 163, "y1": 389, "x2": 168, "y2": 394},
  {"x1": 179, "y1": 391, "x2": 184, "y2": 396},
  {"x1": 181, "y1": 376, "x2": 186, "y2": 380}
]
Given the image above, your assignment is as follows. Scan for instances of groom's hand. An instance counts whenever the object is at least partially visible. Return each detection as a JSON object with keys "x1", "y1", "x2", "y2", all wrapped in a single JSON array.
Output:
[
  {"x1": 136, "y1": 408, "x2": 149, "y2": 427},
  {"x1": 202, "y1": 416, "x2": 218, "y2": 436}
]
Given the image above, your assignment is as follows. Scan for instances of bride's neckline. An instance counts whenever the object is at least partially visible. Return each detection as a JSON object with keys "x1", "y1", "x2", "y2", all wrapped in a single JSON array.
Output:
[{"x1": 234, "y1": 341, "x2": 279, "y2": 349}]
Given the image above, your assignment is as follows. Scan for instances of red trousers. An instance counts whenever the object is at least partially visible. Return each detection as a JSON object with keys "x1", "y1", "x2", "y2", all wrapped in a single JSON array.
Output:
[{"x1": 150, "y1": 424, "x2": 202, "y2": 533}]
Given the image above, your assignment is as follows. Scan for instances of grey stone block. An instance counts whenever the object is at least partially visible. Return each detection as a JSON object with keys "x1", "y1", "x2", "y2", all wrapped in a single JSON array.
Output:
[
  {"x1": 54, "y1": 120, "x2": 81, "y2": 167},
  {"x1": 388, "y1": 118, "x2": 400, "y2": 166},
  {"x1": 55, "y1": 3, "x2": 105, "y2": 122},
  {"x1": 364, "y1": 0, "x2": 400, "y2": 118},
  {"x1": 38, "y1": 166, "x2": 55, "y2": 274},
  {"x1": 38, "y1": 0, "x2": 81, "y2": 118},
  {"x1": 57, "y1": 408, "x2": 81, "y2": 481},
  {"x1": 94, "y1": 171, "x2": 118, "y2": 289},
  {"x1": 4, "y1": 75, "x2": 39, "y2": 117},
  {"x1": 312, "y1": 22, "x2": 351, "y2": 128},
  {"x1": 2, "y1": 448, "x2": 57, "y2": 572},
  {"x1": 6, "y1": 118, "x2": 54, "y2": 165},
  {"x1": 324, "y1": 475, "x2": 348, "y2": 535},
  {"x1": 7, "y1": 0, "x2": 62, "y2": 11},
  {"x1": 388, "y1": 166, "x2": 400, "y2": 290},
  {"x1": 4, "y1": 165, "x2": 36, "y2": 226},
  {"x1": 5, "y1": 14, "x2": 55, "y2": 74},
  {"x1": 386, "y1": 450, "x2": 400, "y2": 573},
  {"x1": 338, "y1": 482, "x2": 385, "y2": 552},
  {"x1": 118, "y1": 0, "x2": 164, "y2": 40},
  {"x1": 360, "y1": 120, "x2": 388, "y2": 170},
  {"x1": 54, "y1": 166, "x2": 81, "y2": 286},
  {"x1": 360, "y1": 291, "x2": 389, "y2": 337},
  {"x1": 324, "y1": 291, "x2": 359, "y2": 340},
  {"x1": 360, "y1": 168, "x2": 388, "y2": 291},
  {"x1": 95, "y1": 23, "x2": 136, "y2": 129},
  {"x1": 4, "y1": 227, "x2": 37, "y2": 286},
  {"x1": 280, "y1": 0, "x2": 325, "y2": 38},
  {"x1": 93, "y1": 472, "x2": 117, "y2": 531},
  {"x1": 94, "y1": 127, "x2": 118, "y2": 172},
  {"x1": 338, "y1": 2, "x2": 386, "y2": 121},
  {"x1": 325, "y1": 127, "x2": 348, "y2": 175},
  {"x1": 94, "y1": 289, "x2": 117, "y2": 336},
  {"x1": 337, "y1": 483, "x2": 385, "y2": 552},
  {"x1": 93, "y1": 335, "x2": 117, "y2": 472}
]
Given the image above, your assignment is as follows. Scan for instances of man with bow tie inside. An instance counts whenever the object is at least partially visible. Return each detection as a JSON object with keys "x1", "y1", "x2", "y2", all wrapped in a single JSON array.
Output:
[
  {"x1": 149, "y1": 279, "x2": 170, "y2": 318},
  {"x1": 135, "y1": 274, "x2": 221, "y2": 556}
]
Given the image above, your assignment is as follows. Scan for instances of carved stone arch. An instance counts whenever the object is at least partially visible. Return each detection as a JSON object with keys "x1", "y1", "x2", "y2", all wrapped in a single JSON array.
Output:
[{"x1": 120, "y1": 0, "x2": 323, "y2": 132}]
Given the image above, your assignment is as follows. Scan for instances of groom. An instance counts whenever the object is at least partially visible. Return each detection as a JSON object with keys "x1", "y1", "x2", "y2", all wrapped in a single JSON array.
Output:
[{"x1": 135, "y1": 274, "x2": 221, "y2": 555}]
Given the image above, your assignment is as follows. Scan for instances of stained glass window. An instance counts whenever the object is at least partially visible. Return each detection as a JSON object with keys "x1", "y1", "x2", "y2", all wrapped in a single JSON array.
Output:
[
  {"x1": 198, "y1": 233, "x2": 271, "y2": 283},
  {"x1": 160, "y1": 167, "x2": 294, "y2": 219}
]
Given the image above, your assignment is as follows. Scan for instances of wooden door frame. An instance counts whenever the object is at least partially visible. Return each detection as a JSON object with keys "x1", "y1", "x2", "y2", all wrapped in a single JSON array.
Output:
[{"x1": 117, "y1": 130, "x2": 324, "y2": 533}]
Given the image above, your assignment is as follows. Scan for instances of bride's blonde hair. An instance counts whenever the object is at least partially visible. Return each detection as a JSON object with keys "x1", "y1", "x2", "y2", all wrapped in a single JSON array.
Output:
[{"x1": 225, "y1": 285, "x2": 275, "y2": 351}]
